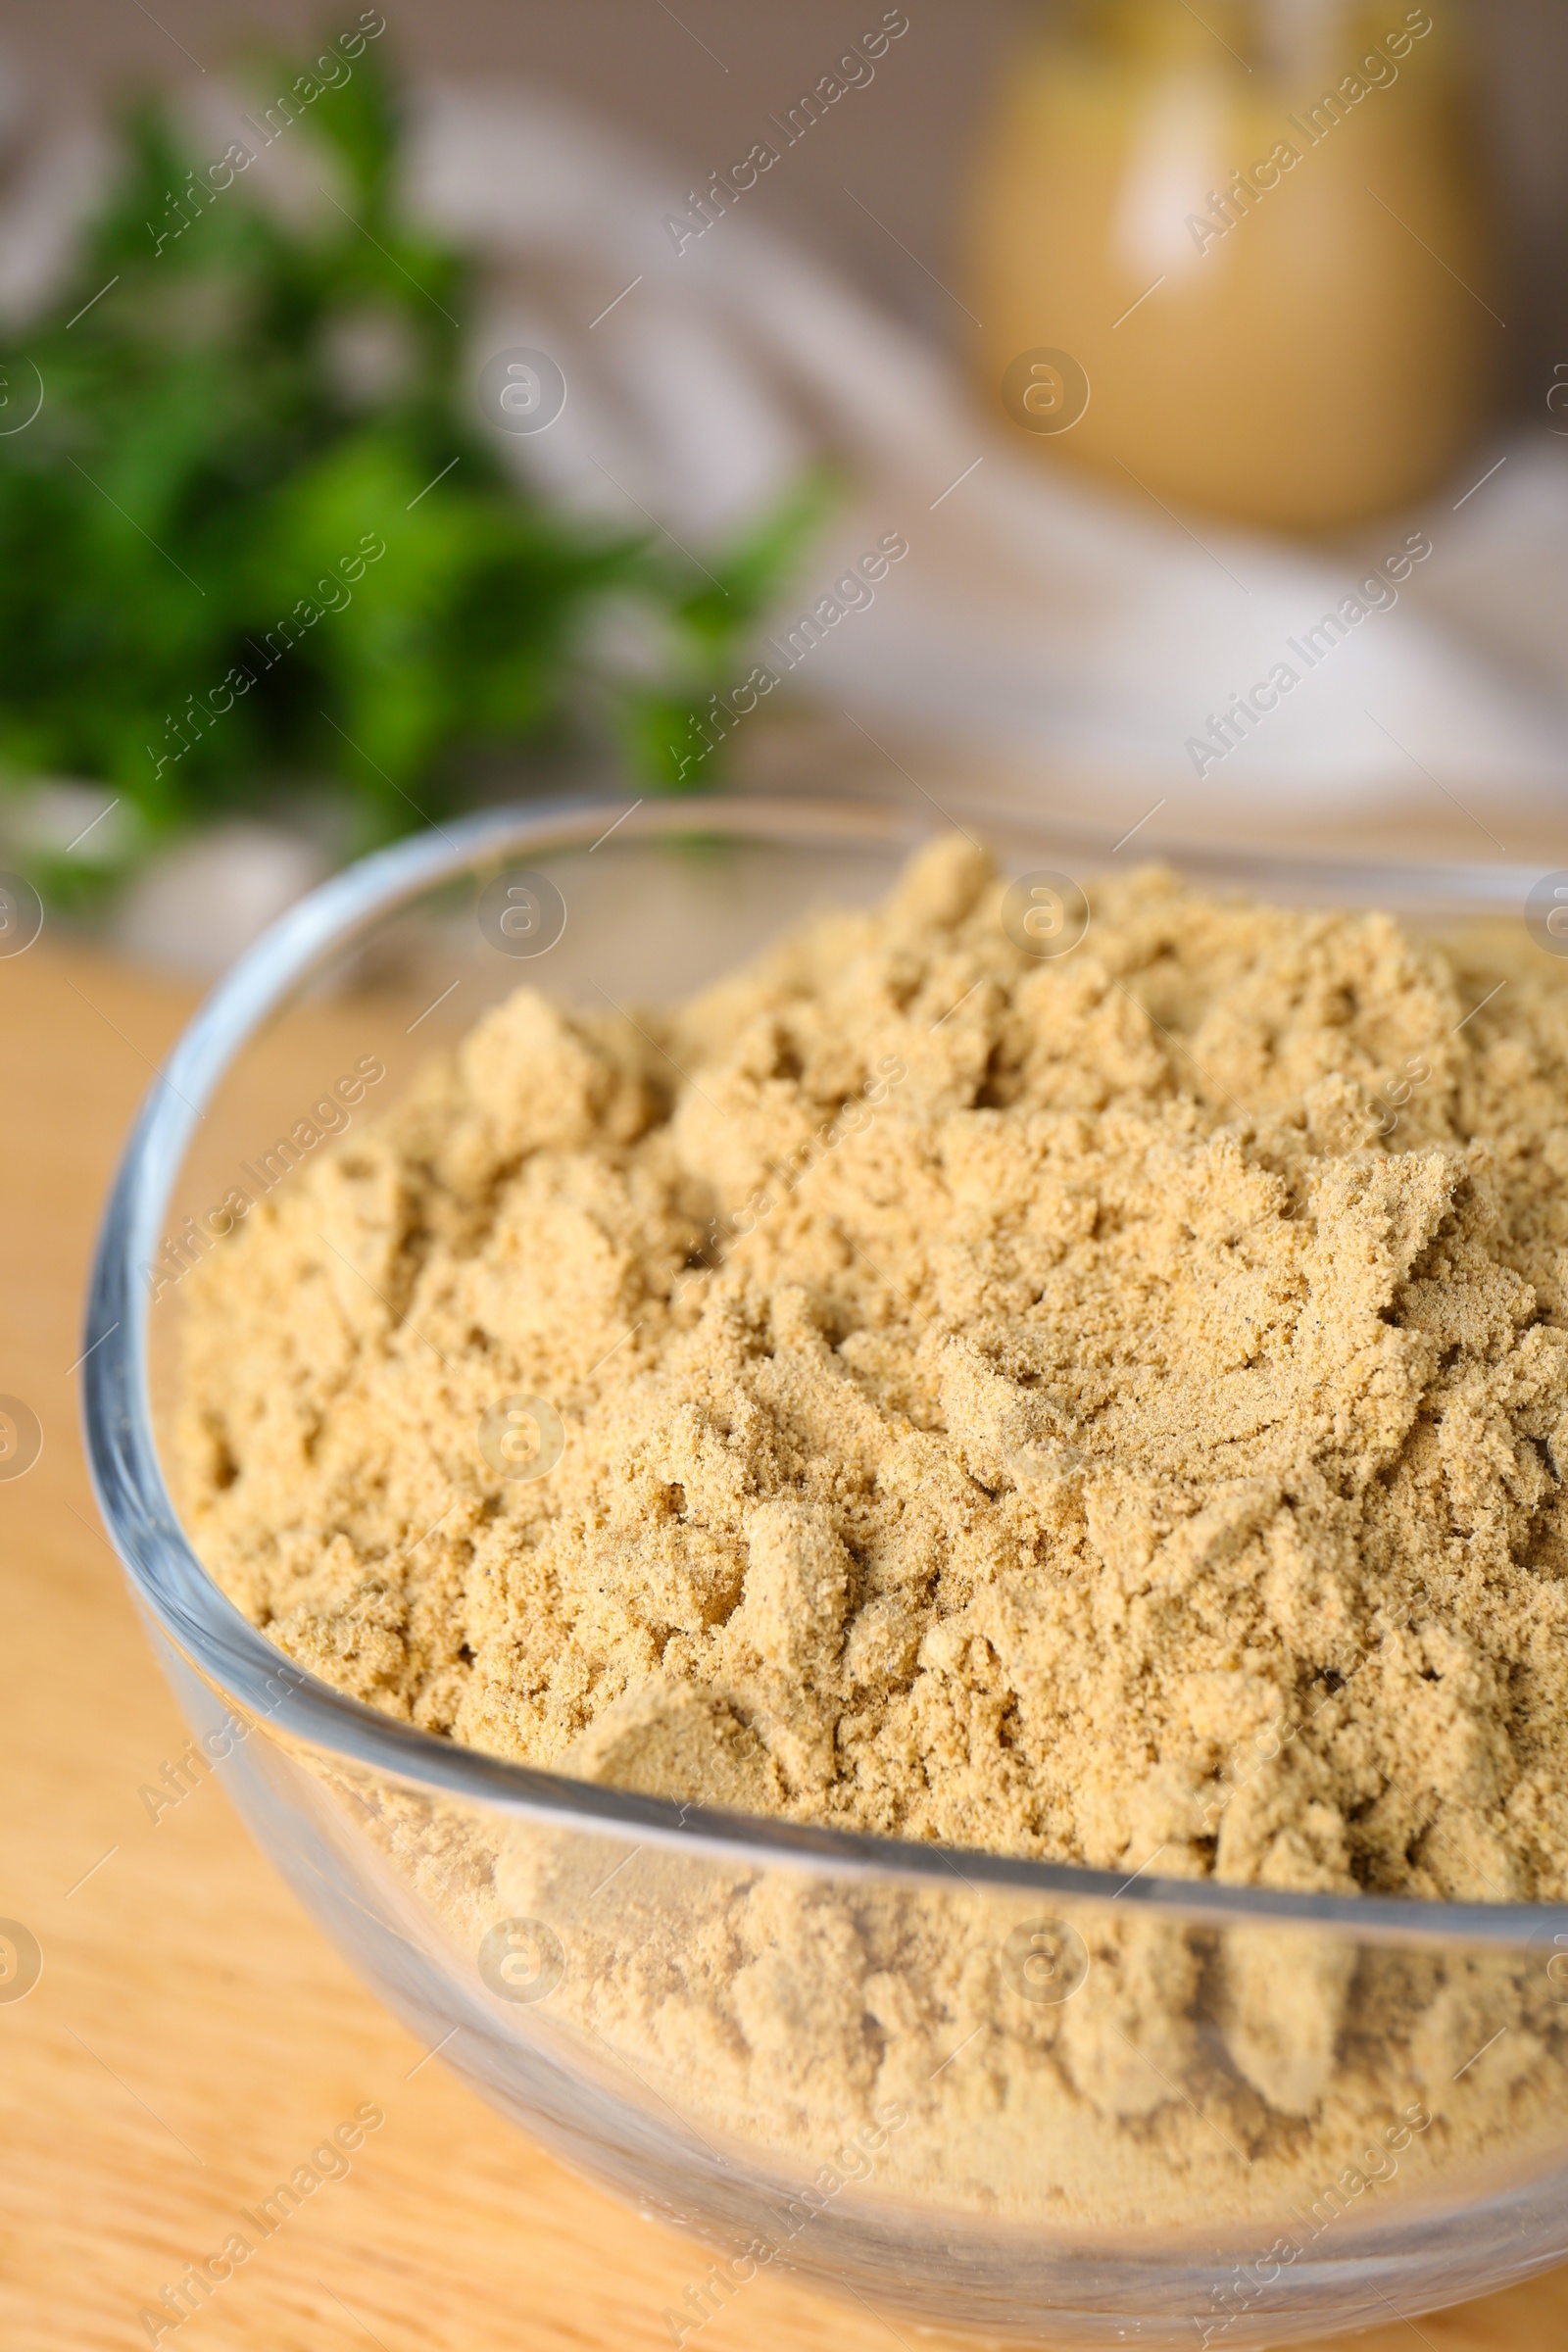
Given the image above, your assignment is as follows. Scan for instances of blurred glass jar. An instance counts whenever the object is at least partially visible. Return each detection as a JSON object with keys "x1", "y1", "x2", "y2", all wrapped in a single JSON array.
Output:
[{"x1": 969, "y1": 0, "x2": 1498, "y2": 532}]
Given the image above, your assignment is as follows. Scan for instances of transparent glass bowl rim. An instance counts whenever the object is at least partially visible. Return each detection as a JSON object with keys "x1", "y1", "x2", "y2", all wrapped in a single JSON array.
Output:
[{"x1": 80, "y1": 788, "x2": 1568, "y2": 1952}]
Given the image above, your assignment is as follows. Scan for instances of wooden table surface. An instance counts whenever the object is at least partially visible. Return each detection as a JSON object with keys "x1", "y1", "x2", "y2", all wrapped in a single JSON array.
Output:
[{"x1": 3, "y1": 932, "x2": 1566, "y2": 2352}]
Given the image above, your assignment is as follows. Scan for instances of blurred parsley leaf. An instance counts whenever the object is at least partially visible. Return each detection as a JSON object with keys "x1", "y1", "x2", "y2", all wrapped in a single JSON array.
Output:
[{"x1": 0, "y1": 31, "x2": 827, "y2": 888}]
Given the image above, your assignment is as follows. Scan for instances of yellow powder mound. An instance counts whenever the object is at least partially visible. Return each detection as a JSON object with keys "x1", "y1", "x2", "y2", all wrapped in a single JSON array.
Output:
[{"x1": 178, "y1": 838, "x2": 1568, "y2": 1903}]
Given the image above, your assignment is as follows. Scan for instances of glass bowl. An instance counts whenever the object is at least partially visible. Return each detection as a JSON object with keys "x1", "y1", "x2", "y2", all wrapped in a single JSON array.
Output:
[{"x1": 82, "y1": 794, "x2": 1568, "y2": 2348}]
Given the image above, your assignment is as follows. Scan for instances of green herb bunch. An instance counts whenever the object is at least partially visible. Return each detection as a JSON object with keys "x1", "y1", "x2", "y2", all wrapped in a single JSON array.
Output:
[{"x1": 0, "y1": 32, "x2": 826, "y2": 894}]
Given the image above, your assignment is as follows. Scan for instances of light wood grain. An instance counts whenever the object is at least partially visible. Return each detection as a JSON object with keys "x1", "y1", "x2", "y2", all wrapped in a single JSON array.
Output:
[{"x1": 2, "y1": 936, "x2": 1565, "y2": 2352}]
